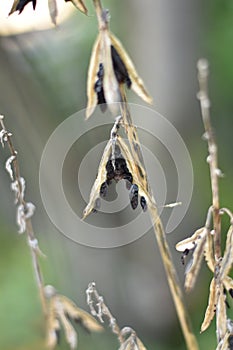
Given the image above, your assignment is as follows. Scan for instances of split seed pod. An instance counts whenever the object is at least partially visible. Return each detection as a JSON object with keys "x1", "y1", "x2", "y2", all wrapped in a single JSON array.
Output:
[{"x1": 86, "y1": 30, "x2": 152, "y2": 119}]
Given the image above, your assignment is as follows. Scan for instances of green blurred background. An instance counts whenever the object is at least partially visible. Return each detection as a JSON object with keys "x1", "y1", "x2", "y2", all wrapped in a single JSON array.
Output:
[{"x1": 0, "y1": 0, "x2": 233, "y2": 349}]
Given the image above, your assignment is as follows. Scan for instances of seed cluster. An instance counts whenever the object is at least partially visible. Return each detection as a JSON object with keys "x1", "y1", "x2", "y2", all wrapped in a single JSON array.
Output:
[
  {"x1": 94, "y1": 45, "x2": 132, "y2": 110},
  {"x1": 98, "y1": 150, "x2": 147, "y2": 212}
]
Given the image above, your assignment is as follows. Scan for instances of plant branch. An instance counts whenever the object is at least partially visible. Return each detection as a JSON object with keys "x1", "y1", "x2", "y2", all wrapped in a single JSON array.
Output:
[
  {"x1": 197, "y1": 59, "x2": 221, "y2": 261},
  {"x1": 0, "y1": 115, "x2": 47, "y2": 317}
]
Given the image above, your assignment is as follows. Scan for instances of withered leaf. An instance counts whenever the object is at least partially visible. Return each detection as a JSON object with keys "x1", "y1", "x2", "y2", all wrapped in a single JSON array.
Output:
[
  {"x1": 219, "y1": 225, "x2": 233, "y2": 281},
  {"x1": 59, "y1": 310, "x2": 77, "y2": 350},
  {"x1": 46, "y1": 298, "x2": 61, "y2": 349},
  {"x1": 48, "y1": 0, "x2": 58, "y2": 25},
  {"x1": 9, "y1": 0, "x2": 37, "y2": 15},
  {"x1": 119, "y1": 335, "x2": 147, "y2": 350},
  {"x1": 59, "y1": 295, "x2": 103, "y2": 332},
  {"x1": 216, "y1": 284, "x2": 228, "y2": 342},
  {"x1": 201, "y1": 278, "x2": 216, "y2": 333},
  {"x1": 176, "y1": 227, "x2": 206, "y2": 252},
  {"x1": 204, "y1": 229, "x2": 214, "y2": 273},
  {"x1": 64, "y1": 0, "x2": 88, "y2": 14},
  {"x1": 184, "y1": 229, "x2": 208, "y2": 292}
]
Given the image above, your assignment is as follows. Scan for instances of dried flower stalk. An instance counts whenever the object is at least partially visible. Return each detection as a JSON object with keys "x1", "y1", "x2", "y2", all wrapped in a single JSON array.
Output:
[
  {"x1": 176, "y1": 59, "x2": 233, "y2": 348},
  {"x1": 0, "y1": 114, "x2": 47, "y2": 316},
  {"x1": 83, "y1": 2, "x2": 200, "y2": 349},
  {"x1": 86, "y1": 282, "x2": 147, "y2": 350}
]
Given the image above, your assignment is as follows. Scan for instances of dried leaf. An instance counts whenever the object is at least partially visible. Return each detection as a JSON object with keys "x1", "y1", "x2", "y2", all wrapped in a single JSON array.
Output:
[
  {"x1": 0, "y1": 129, "x2": 6, "y2": 147},
  {"x1": 204, "y1": 229, "x2": 214, "y2": 272},
  {"x1": 176, "y1": 227, "x2": 206, "y2": 252},
  {"x1": 86, "y1": 34, "x2": 101, "y2": 119},
  {"x1": 201, "y1": 278, "x2": 216, "y2": 333},
  {"x1": 46, "y1": 299, "x2": 60, "y2": 349},
  {"x1": 59, "y1": 311, "x2": 77, "y2": 350},
  {"x1": 119, "y1": 335, "x2": 147, "y2": 350},
  {"x1": 59, "y1": 295, "x2": 103, "y2": 332},
  {"x1": 48, "y1": 0, "x2": 58, "y2": 25},
  {"x1": 216, "y1": 284, "x2": 228, "y2": 342},
  {"x1": 110, "y1": 32, "x2": 153, "y2": 105},
  {"x1": 219, "y1": 226, "x2": 233, "y2": 280},
  {"x1": 184, "y1": 229, "x2": 207, "y2": 292},
  {"x1": 65, "y1": 0, "x2": 88, "y2": 14}
]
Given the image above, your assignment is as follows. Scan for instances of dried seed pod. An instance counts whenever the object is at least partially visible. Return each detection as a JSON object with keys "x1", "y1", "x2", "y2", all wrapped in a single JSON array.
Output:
[
  {"x1": 129, "y1": 184, "x2": 139, "y2": 210},
  {"x1": 140, "y1": 196, "x2": 147, "y2": 212},
  {"x1": 64, "y1": 0, "x2": 88, "y2": 14}
]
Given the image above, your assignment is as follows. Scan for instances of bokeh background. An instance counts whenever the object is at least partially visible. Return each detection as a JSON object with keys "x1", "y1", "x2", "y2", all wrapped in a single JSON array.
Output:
[{"x1": 0, "y1": 0, "x2": 233, "y2": 349}]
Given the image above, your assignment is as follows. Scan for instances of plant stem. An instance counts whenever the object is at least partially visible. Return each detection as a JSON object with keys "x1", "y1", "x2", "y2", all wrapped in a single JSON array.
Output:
[{"x1": 0, "y1": 116, "x2": 47, "y2": 317}]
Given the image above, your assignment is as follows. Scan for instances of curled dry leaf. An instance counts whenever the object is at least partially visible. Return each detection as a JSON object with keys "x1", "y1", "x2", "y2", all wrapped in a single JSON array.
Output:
[
  {"x1": 58, "y1": 295, "x2": 103, "y2": 332},
  {"x1": 176, "y1": 227, "x2": 206, "y2": 252},
  {"x1": 119, "y1": 334, "x2": 147, "y2": 350},
  {"x1": 64, "y1": 0, "x2": 88, "y2": 14},
  {"x1": 216, "y1": 284, "x2": 228, "y2": 343},
  {"x1": 219, "y1": 225, "x2": 233, "y2": 281},
  {"x1": 184, "y1": 229, "x2": 208, "y2": 292},
  {"x1": 201, "y1": 278, "x2": 217, "y2": 333},
  {"x1": 46, "y1": 288, "x2": 103, "y2": 350},
  {"x1": 9, "y1": 0, "x2": 37, "y2": 15}
]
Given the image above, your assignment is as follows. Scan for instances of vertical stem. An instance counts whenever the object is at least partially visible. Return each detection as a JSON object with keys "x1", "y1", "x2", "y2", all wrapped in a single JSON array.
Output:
[
  {"x1": 0, "y1": 117, "x2": 47, "y2": 318},
  {"x1": 197, "y1": 59, "x2": 221, "y2": 261}
]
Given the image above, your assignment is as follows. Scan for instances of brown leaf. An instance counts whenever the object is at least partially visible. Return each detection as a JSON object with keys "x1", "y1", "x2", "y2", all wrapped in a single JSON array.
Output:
[
  {"x1": 65, "y1": 0, "x2": 88, "y2": 14},
  {"x1": 176, "y1": 227, "x2": 206, "y2": 252},
  {"x1": 59, "y1": 295, "x2": 103, "y2": 332},
  {"x1": 216, "y1": 284, "x2": 227, "y2": 343},
  {"x1": 46, "y1": 298, "x2": 60, "y2": 349},
  {"x1": 201, "y1": 278, "x2": 217, "y2": 332},
  {"x1": 48, "y1": 0, "x2": 58, "y2": 25},
  {"x1": 184, "y1": 229, "x2": 208, "y2": 292},
  {"x1": 219, "y1": 225, "x2": 233, "y2": 281}
]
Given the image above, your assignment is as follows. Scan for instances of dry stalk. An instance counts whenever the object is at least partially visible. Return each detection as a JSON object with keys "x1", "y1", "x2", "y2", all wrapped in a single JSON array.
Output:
[
  {"x1": 0, "y1": 114, "x2": 47, "y2": 316},
  {"x1": 83, "y1": 1, "x2": 200, "y2": 349},
  {"x1": 86, "y1": 282, "x2": 147, "y2": 350},
  {"x1": 176, "y1": 59, "x2": 233, "y2": 349}
]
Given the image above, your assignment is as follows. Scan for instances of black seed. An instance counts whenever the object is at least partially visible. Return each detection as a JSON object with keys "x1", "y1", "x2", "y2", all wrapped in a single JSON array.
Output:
[
  {"x1": 16, "y1": 0, "x2": 36, "y2": 13},
  {"x1": 123, "y1": 172, "x2": 133, "y2": 190},
  {"x1": 129, "y1": 184, "x2": 139, "y2": 210},
  {"x1": 95, "y1": 63, "x2": 107, "y2": 112},
  {"x1": 106, "y1": 160, "x2": 115, "y2": 180},
  {"x1": 229, "y1": 289, "x2": 233, "y2": 299},
  {"x1": 111, "y1": 45, "x2": 132, "y2": 88},
  {"x1": 100, "y1": 181, "x2": 108, "y2": 198},
  {"x1": 181, "y1": 249, "x2": 190, "y2": 265},
  {"x1": 55, "y1": 329, "x2": 60, "y2": 345},
  {"x1": 140, "y1": 196, "x2": 147, "y2": 212},
  {"x1": 229, "y1": 335, "x2": 233, "y2": 349}
]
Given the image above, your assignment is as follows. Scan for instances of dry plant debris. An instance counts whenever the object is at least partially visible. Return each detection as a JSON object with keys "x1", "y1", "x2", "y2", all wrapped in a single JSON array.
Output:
[
  {"x1": 176, "y1": 59, "x2": 233, "y2": 349},
  {"x1": 86, "y1": 282, "x2": 147, "y2": 350},
  {"x1": 45, "y1": 285, "x2": 103, "y2": 349}
]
